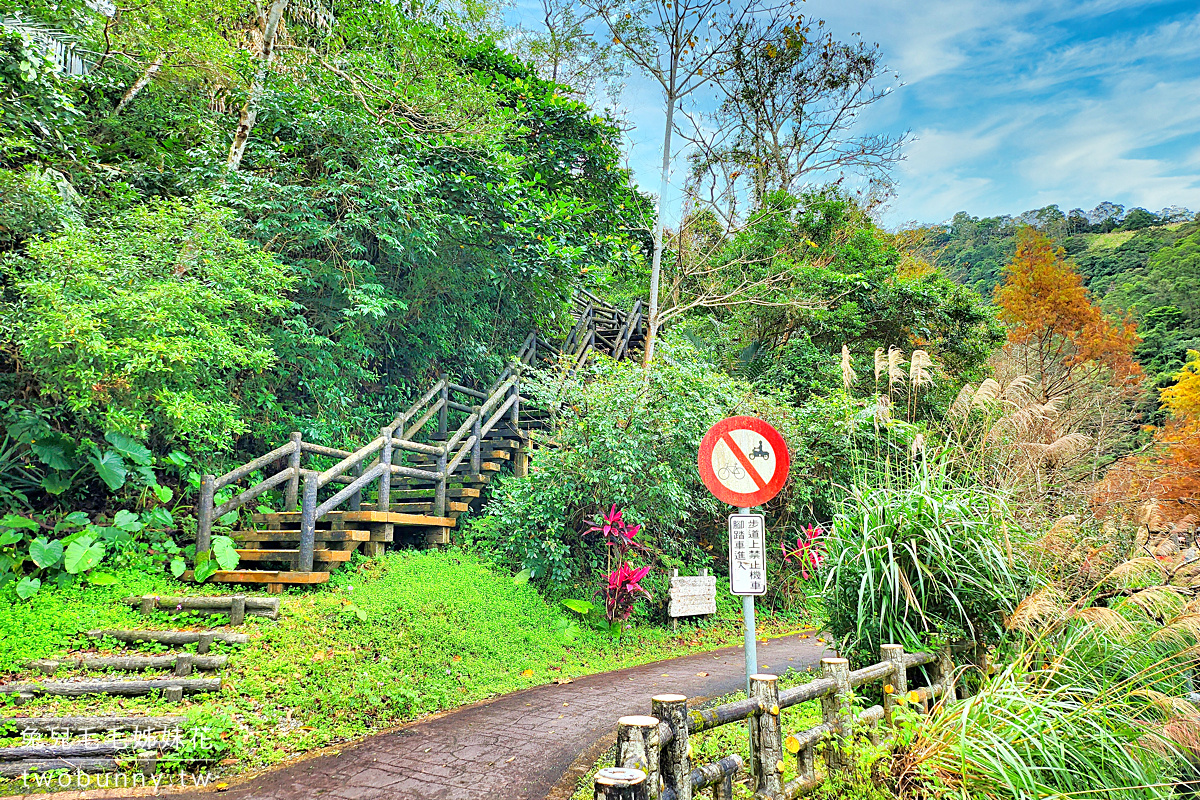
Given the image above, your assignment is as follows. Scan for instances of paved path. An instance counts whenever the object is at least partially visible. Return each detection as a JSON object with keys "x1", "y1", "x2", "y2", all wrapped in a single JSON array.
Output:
[{"x1": 208, "y1": 634, "x2": 832, "y2": 800}]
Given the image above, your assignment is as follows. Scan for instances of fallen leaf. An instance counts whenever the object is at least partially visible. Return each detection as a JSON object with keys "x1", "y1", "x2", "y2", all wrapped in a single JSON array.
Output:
[
  {"x1": 696, "y1": 672, "x2": 709, "y2": 677},
  {"x1": 452, "y1": 655, "x2": 461, "y2": 662},
  {"x1": 216, "y1": 783, "x2": 229, "y2": 792},
  {"x1": 521, "y1": 669, "x2": 533, "y2": 678}
]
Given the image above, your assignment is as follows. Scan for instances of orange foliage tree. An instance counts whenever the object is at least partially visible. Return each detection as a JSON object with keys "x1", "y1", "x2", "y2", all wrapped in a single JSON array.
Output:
[
  {"x1": 1096, "y1": 351, "x2": 1200, "y2": 520},
  {"x1": 994, "y1": 227, "x2": 1141, "y2": 401}
]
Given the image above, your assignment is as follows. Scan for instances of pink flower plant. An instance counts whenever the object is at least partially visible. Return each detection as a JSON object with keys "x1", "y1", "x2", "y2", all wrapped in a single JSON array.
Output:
[
  {"x1": 586, "y1": 504, "x2": 644, "y2": 557},
  {"x1": 781, "y1": 524, "x2": 825, "y2": 580}
]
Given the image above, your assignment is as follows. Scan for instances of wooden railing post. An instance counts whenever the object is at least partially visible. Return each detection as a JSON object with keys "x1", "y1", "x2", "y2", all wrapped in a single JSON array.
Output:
[
  {"x1": 438, "y1": 383, "x2": 449, "y2": 439},
  {"x1": 937, "y1": 647, "x2": 957, "y2": 703},
  {"x1": 284, "y1": 432, "x2": 302, "y2": 509},
  {"x1": 471, "y1": 409, "x2": 482, "y2": 475},
  {"x1": 378, "y1": 428, "x2": 393, "y2": 514},
  {"x1": 195, "y1": 474, "x2": 216, "y2": 568},
  {"x1": 595, "y1": 767, "x2": 648, "y2": 800},
  {"x1": 617, "y1": 716, "x2": 661, "y2": 799},
  {"x1": 509, "y1": 373, "x2": 520, "y2": 431},
  {"x1": 652, "y1": 695, "x2": 690, "y2": 800},
  {"x1": 820, "y1": 657, "x2": 853, "y2": 774},
  {"x1": 750, "y1": 675, "x2": 784, "y2": 798},
  {"x1": 881, "y1": 645, "x2": 906, "y2": 727},
  {"x1": 435, "y1": 447, "x2": 447, "y2": 519},
  {"x1": 349, "y1": 460, "x2": 363, "y2": 511},
  {"x1": 298, "y1": 471, "x2": 318, "y2": 573}
]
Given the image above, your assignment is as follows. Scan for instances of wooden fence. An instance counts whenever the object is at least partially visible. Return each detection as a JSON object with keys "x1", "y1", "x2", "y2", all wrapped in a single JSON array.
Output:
[
  {"x1": 194, "y1": 291, "x2": 647, "y2": 570},
  {"x1": 594, "y1": 644, "x2": 974, "y2": 800}
]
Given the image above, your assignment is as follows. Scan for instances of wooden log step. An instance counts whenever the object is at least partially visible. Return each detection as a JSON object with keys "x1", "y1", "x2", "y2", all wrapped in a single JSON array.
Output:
[
  {"x1": 0, "y1": 757, "x2": 117, "y2": 778},
  {"x1": 234, "y1": 548, "x2": 355, "y2": 563},
  {"x1": 122, "y1": 596, "x2": 279, "y2": 619},
  {"x1": 0, "y1": 739, "x2": 176, "y2": 760},
  {"x1": 181, "y1": 570, "x2": 330, "y2": 585},
  {"x1": 0, "y1": 716, "x2": 185, "y2": 735},
  {"x1": 233, "y1": 529, "x2": 370, "y2": 543},
  {"x1": 386, "y1": 487, "x2": 482, "y2": 500},
  {"x1": 86, "y1": 630, "x2": 249, "y2": 647},
  {"x1": 29, "y1": 655, "x2": 227, "y2": 675},
  {"x1": 0, "y1": 678, "x2": 220, "y2": 698},
  {"x1": 386, "y1": 502, "x2": 469, "y2": 514}
]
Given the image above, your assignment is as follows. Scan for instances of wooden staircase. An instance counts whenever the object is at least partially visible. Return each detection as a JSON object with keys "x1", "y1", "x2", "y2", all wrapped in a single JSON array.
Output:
[{"x1": 192, "y1": 290, "x2": 646, "y2": 591}]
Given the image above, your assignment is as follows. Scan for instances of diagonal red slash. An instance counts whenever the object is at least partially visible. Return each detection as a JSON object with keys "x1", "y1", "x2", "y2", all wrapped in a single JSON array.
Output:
[{"x1": 720, "y1": 432, "x2": 768, "y2": 490}]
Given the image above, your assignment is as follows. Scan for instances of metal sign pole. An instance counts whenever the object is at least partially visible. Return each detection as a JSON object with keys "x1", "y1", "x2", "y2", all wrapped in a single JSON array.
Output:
[{"x1": 740, "y1": 506, "x2": 757, "y2": 694}]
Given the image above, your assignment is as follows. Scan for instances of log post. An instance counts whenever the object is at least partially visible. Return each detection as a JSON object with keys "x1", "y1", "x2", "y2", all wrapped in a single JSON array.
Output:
[
  {"x1": 230, "y1": 594, "x2": 246, "y2": 626},
  {"x1": 173, "y1": 654, "x2": 193, "y2": 678},
  {"x1": 195, "y1": 474, "x2": 216, "y2": 568},
  {"x1": 881, "y1": 644, "x2": 906, "y2": 727},
  {"x1": 298, "y1": 471, "x2": 318, "y2": 573},
  {"x1": 595, "y1": 767, "x2": 648, "y2": 800},
  {"x1": 750, "y1": 674, "x2": 784, "y2": 797},
  {"x1": 349, "y1": 459, "x2": 363, "y2": 512},
  {"x1": 712, "y1": 774, "x2": 733, "y2": 800},
  {"x1": 164, "y1": 685, "x2": 183, "y2": 703},
  {"x1": 509, "y1": 373, "x2": 521, "y2": 431},
  {"x1": 438, "y1": 383, "x2": 449, "y2": 439},
  {"x1": 937, "y1": 647, "x2": 957, "y2": 703},
  {"x1": 471, "y1": 409, "x2": 482, "y2": 475},
  {"x1": 285, "y1": 432, "x2": 302, "y2": 509},
  {"x1": 616, "y1": 715, "x2": 661, "y2": 799},
  {"x1": 435, "y1": 448, "x2": 448, "y2": 519},
  {"x1": 197, "y1": 633, "x2": 215, "y2": 655},
  {"x1": 652, "y1": 695, "x2": 690, "y2": 800},
  {"x1": 139, "y1": 595, "x2": 156, "y2": 616},
  {"x1": 378, "y1": 427, "x2": 393, "y2": 514},
  {"x1": 821, "y1": 657, "x2": 853, "y2": 773}
]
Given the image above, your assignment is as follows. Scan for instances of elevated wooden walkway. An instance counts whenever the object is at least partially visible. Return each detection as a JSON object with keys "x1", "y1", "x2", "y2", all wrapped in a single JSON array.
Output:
[{"x1": 193, "y1": 291, "x2": 646, "y2": 590}]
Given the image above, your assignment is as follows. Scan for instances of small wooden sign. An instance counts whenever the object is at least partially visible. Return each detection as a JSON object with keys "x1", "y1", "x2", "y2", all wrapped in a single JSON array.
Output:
[{"x1": 668, "y1": 569, "x2": 717, "y2": 618}]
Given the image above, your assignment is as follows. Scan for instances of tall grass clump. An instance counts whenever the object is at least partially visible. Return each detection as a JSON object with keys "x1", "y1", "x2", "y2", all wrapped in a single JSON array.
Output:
[
  {"x1": 890, "y1": 596, "x2": 1200, "y2": 800},
  {"x1": 823, "y1": 458, "x2": 1028, "y2": 660}
]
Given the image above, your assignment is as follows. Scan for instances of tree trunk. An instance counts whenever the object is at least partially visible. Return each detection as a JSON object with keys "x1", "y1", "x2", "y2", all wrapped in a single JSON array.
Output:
[
  {"x1": 642, "y1": 78, "x2": 677, "y2": 367},
  {"x1": 113, "y1": 54, "x2": 164, "y2": 115},
  {"x1": 227, "y1": 0, "x2": 287, "y2": 171}
]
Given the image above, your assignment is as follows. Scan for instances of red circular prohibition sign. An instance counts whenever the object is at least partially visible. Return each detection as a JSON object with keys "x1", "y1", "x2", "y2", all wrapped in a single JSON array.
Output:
[{"x1": 698, "y1": 416, "x2": 790, "y2": 507}]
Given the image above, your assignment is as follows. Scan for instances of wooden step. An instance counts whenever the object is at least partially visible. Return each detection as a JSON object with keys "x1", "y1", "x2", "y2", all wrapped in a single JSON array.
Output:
[
  {"x1": 233, "y1": 529, "x2": 370, "y2": 543},
  {"x1": 0, "y1": 716, "x2": 186, "y2": 735},
  {"x1": 0, "y1": 677, "x2": 220, "y2": 699},
  {"x1": 387, "y1": 501, "x2": 470, "y2": 514},
  {"x1": 234, "y1": 548, "x2": 355, "y2": 563},
  {"x1": 252, "y1": 510, "x2": 455, "y2": 527},
  {"x1": 183, "y1": 570, "x2": 330, "y2": 585},
  {"x1": 30, "y1": 654, "x2": 227, "y2": 675},
  {"x1": 389, "y1": 487, "x2": 481, "y2": 500}
]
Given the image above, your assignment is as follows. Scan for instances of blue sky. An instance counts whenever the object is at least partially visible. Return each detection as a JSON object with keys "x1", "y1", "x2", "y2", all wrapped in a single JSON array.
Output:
[{"x1": 508, "y1": 0, "x2": 1200, "y2": 228}]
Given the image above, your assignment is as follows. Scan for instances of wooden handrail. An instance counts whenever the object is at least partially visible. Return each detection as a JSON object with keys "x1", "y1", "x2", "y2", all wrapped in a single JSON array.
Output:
[
  {"x1": 211, "y1": 467, "x2": 296, "y2": 519},
  {"x1": 213, "y1": 440, "x2": 297, "y2": 490}
]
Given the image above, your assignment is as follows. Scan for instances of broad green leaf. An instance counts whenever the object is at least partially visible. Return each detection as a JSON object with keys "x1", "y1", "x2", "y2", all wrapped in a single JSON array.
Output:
[
  {"x1": 212, "y1": 535, "x2": 240, "y2": 571},
  {"x1": 89, "y1": 571, "x2": 118, "y2": 585},
  {"x1": 29, "y1": 537, "x2": 63, "y2": 569},
  {"x1": 193, "y1": 555, "x2": 218, "y2": 583},
  {"x1": 16, "y1": 576, "x2": 40, "y2": 600},
  {"x1": 113, "y1": 510, "x2": 143, "y2": 532},
  {"x1": 0, "y1": 514, "x2": 38, "y2": 531},
  {"x1": 170, "y1": 557, "x2": 186, "y2": 578},
  {"x1": 31, "y1": 438, "x2": 73, "y2": 470},
  {"x1": 104, "y1": 432, "x2": 152, "y2": 466},
  {"x1": 145, "y1": 507, "x2": 174, "y2": 528},
  {"x1": 561, "y1": 598, "x2": 593, "y2": 615},
  {"x1": 87, "y1": 450, "x2": 127, "y2": 490},
  {"x1": 512, "y1": 568, "x2": 532, "y2": 586},
  {"x1": 57, "y1": 511, "x2": 90, "y2": 529},
  {"x1": 153, "y1": 484, "x2": 173, "y2": 504},
  {"x1": 41, "y1": 471, "x2": 72, "y2": 495},
  {"x1": 64, "y1": 537, "x2": 104, "y2": 574},
  {"x1": 0, "y1": 529, "x2": 22, "y2": 547},
  {"x1": 165, "y1": 451, "x2": 191, "y2": 467}
]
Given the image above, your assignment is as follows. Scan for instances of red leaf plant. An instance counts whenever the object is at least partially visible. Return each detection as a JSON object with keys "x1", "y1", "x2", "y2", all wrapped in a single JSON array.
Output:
[
  {"x1": 598, "y1": 562, "x2": 653, "y2": 623},
  {"x1": 781, "y1": 524, "x2": 825, "y2": 580}
]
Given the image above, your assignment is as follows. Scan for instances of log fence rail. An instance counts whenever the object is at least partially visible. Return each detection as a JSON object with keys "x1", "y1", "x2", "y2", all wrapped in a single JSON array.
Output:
[{"x1": 595, "y1": 643, "x2": 969, "y2": 800}]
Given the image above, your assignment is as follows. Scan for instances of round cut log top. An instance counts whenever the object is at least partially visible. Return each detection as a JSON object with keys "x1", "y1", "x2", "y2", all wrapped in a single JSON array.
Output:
[
  {"x1": 821, "y1": 657, "x2": 849, "y2": 665},
  {"x1": 618, "y1": 715, "x2": 660, "y2": 727},
  {"x1": 596, "y1": 768, "x2": 647, "y2": 787},
  {"x1": 651, "y1": 694, "x2": 688, "y2": 703},
  {"x1": 751, "y1": 673, "x2": 778, "y2": 681}
]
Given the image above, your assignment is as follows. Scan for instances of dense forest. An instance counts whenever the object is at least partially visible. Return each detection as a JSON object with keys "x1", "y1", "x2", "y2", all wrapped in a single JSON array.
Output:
[{"x1": 4, "y1": 1, "x2": 1200, "y2": 797}]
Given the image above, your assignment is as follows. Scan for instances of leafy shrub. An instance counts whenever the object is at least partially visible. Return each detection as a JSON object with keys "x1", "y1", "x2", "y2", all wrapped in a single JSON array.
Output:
[
  {"x1": 2, "y1": 196, "x2": 294, "y2": 452},
  {"x1": 822, "y1": 458, "x2": 1029, "y2": 660},
  {"x1": 0, "y1": 167, "x2": 68, "y2": 249}
]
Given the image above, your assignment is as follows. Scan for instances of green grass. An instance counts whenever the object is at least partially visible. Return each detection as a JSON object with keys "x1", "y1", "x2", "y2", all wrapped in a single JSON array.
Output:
[
  {"x1": 0, "y1": 549, "x2": 808, "y2": 793},
  {"x1": 569, "y1": 670, "x2": 892, "y2": 800}
]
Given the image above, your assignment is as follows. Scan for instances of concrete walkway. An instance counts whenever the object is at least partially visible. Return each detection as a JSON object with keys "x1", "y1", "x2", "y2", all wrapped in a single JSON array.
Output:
[{"x1": 205, "y1": 634, "x2": 832, "y2": 800}]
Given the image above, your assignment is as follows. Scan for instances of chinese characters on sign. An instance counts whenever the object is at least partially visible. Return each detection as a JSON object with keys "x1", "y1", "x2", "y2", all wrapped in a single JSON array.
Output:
[{"x1": 728, "y1": 513, "x2": 766, "y2": 595}]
